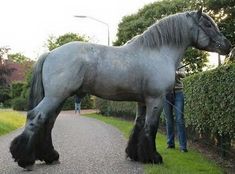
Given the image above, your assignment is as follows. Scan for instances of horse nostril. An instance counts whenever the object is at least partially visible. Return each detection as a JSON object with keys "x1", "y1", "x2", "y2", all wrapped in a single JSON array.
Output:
[{"x1": 223, "y1": 38, "x2": 232, "y2": 52}]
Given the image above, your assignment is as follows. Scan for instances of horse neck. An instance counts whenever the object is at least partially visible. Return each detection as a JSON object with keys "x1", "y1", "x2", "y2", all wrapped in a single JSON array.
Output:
[{"x1": 164, "y1": 45, "x2": 188, "y2": 67}]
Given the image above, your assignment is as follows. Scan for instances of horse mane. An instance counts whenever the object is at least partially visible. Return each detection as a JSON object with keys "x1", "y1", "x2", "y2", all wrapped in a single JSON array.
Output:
[{"x1": 132, "y1": 12, "x2": 191, "y2": 48}]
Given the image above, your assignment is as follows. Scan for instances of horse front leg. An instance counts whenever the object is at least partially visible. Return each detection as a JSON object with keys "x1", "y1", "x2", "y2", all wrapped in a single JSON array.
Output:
[
  {"x1": 10, "y1": 97, "x2": 63, "y2": 169},
  {"x1": 126, "y1": 102, "x2": 146, "y2": 161},
  {"x1": 137, "y1": 96, "x2": 163, "y2": 164}
]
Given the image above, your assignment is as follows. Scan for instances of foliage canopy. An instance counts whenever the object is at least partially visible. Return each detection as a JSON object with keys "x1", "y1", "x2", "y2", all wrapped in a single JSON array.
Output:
[{"x1": 46, "y1": 33, "x2": 89, "y2": 51}]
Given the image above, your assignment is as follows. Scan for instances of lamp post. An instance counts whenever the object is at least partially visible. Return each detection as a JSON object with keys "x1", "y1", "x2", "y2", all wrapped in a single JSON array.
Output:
[{"x1": 74, "y1": 15, "x2": 110, "y2": 46}]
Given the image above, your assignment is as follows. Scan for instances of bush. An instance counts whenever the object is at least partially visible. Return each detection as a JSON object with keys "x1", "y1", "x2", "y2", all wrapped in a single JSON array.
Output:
[
  {"x1": 12, "y1": 97, "x2": 28, "y2": 111},
  {"x1": 0, "y1": 86, "x2": 11, "y2": 103},
  {"x1": 3, "y1": 99, "x2": 12, "y2": 108},
  {"x1": 62, "y1": 95, "x2": 94, "y2": 110},
  {"x1": 95, "y1": 98, "x2": 136, "y2": 120},
  {"x1": 81, "y1": 95, "x2": 94, "y2": 109},
  {"x1": 95, "y1": 98, "x2": 110, "y2": 115},
  {"x1": 62, "y1": 97, "x2": 74, "y2": 110},
  {"x1": 184, "y1": 63, "x2": 235, "y2": 139},
  {"x1": 11, "y1": 82, "x2": 25, "y2": 98}
]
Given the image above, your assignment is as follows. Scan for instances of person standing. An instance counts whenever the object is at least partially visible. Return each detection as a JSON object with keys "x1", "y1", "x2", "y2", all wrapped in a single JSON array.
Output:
[
  {"x1": 74, "y1": 95, "x2": 81, "y2": 114},
  {"x1": 163, "y1": 63, "x2": 188, "y2": 152}
]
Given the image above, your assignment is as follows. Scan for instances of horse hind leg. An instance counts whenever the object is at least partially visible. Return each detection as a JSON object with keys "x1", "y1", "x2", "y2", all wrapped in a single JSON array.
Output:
[
  {"x1": 126, "y1": 103, "x2": 146, "y2": 161},
  {"x1": 35, "y1": 77, "x2": 86, "y2": 164},
  {"x1": 10, "y1": 97, "x2": 63, "y2": 169},
  {"x1": 35, "y1": 113, "x2": 59, "y2": 164},
  {"x1": 35, "y1": 100, "x2": 67, "y2": 164}
]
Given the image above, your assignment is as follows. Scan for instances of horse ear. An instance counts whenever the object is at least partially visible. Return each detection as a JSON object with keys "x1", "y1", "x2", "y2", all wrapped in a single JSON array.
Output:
[{"x1": 197, "y1": 7, "x2": 203, "y2": 20}]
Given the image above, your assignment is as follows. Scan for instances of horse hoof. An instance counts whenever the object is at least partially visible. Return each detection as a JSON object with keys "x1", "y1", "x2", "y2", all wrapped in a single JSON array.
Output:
[
  {"x1": 142, "y1": 151, "x2": 163, "y2": 164},
  {"x1": 24, "y1": 165, "x2": 34, "y2": 171},
  {"x1": 50, "y1": 160, "x2": 60, "y2": 165},
  {"x1": 152, "y1": 152, "x2": 163, "y2": 164},
  {"x1": 137, "y1": 130, "x2": 163, "y2": 164},
  {"x1": 125, "y1": 146, "x2": 138, "y2": 161},
  {"x1": 43, "y1": 149, "x2": 60, "y2": 164},
  {"x1": 139, "y1": 153, "x2": 163, "y2": 164},
  {"x1": 10, "y1": 133, "x2": 36, "y2": 169}
]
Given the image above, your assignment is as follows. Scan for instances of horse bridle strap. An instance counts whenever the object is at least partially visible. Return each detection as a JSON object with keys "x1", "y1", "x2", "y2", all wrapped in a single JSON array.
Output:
[{"x1": 187, "y1": 13, "x2": 222, "y2": 49}]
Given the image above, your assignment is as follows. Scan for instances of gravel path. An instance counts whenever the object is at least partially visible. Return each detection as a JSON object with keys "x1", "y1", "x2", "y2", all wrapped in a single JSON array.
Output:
[{"x1": 0, "y1": 111, "x2": 143, "y2": 174}]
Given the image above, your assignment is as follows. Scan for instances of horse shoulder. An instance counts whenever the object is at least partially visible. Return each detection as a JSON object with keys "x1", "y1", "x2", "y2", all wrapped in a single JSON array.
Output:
[{"x1": 143, "y1": 64, "x2": 175, "y2": 97}]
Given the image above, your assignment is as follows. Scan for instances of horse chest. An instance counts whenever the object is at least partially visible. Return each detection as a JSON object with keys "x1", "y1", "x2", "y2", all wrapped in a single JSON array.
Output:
[{"x1": 144, "y1": 68, "x2": 175, "y2": 96}]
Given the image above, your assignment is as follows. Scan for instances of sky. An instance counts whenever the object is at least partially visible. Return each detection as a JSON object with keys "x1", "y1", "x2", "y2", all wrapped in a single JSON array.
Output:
[
  {"x1": 0, "y1": 0, "x2": 221, "y2": 65},
  {"x1": 0, "y1": 0, "x2": 156, "y2": 59}
]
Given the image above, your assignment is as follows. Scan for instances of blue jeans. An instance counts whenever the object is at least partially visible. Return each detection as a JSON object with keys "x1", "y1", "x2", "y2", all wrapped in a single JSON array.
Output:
[
  {"x1": 163, "y1": 91, "x2": 187, "y2": 150},
  {"x1": 75, "y1": 102, "x2": 81, "y2": 113}
]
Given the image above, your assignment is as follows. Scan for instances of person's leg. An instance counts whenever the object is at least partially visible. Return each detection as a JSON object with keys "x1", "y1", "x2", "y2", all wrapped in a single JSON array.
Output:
[
  {"x1": 75, "y1": 103, "x2": 77, "y2": 113},
  {"x1": 174, "y1": 91, "x2": 187, "y2": 151},
  {"x1": 78, "y1": 103, "x2": 81, "y2": 114},
  {"x1": 163, "y1": 93, "x2": 175, "y2": 148},
  {"x1": 75, "y1": 103, "x2": 80, "y2": 113}
]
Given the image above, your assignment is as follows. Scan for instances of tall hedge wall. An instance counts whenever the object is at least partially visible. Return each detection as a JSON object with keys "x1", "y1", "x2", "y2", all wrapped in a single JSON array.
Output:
[
  {"x1": 96, "y1": 64, "x2": 235, "y2": 138},
  {"x1": 184, "y1": 64, "x2": 235, "y2": 139},
  {"x1": 95, "y1": 99, "x2": 136, "y2": 119}
]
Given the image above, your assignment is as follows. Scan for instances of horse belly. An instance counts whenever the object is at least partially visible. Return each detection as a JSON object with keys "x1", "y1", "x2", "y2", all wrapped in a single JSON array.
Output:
[
  {"x1": 83, "y1": 72, "x2": 143, "y2": 102},
  {"x1": 92, "y1": 91, "x2": 143, "y2": 102}
]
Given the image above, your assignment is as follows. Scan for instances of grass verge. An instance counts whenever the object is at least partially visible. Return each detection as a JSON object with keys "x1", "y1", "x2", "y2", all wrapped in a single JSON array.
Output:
[
  {"x1": 0, "y1": 110, "x2": 26, "y2": 136},
  {"x1": 85, "y1": 113, "x2": 223, "y2": 174}
]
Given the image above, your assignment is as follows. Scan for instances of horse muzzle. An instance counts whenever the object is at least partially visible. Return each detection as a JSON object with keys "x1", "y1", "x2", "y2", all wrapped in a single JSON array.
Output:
[{"x1": 216, "y1": 37, "x2": 232, "y2": 55}]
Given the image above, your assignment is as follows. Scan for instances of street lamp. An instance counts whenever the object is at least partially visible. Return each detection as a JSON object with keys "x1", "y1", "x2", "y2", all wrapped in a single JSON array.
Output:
[{"x1": 74, "y1": 15, "x2": 110, "y2": 46}]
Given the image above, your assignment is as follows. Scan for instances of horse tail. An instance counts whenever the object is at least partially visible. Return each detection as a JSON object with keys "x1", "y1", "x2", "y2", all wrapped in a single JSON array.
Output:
[{"x1": 28, "y1": 52, "x2": 49, "y2": 111}]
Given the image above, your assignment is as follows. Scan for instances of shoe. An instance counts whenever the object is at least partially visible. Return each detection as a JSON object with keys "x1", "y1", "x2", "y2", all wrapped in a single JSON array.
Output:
[
  {"x1": 167, "y1": 145, "x2": 175, "y2": 149},
  {"x1": 181, "y1": 149, "x2": 188, "y2": 152}
]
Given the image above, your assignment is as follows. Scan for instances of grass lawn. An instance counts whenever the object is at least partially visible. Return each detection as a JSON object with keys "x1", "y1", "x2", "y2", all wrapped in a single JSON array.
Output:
[
  {"x1": 0, "y1": 110, "x2": 26, "y2": 136},
  {"x1": 85, "y1": 113, "x2": 223, "y2": 174}
]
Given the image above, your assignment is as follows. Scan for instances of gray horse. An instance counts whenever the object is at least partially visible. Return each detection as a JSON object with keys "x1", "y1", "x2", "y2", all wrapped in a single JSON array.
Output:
[{"x1": 10, "y1": 9, "x2": 231, "y2": 170}]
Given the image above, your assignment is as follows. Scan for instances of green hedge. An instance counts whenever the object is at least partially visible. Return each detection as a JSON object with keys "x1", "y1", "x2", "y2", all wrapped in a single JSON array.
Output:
[
  {"x1": 0, "y1": 86, "x2": 11, "y2": 104},
  {"x1": 12, "y1": 97, "x2": 28, "y2": 111},
  {"x1": 184, "y1": 64, "x2": 235, "y2": 139},
  {"x1": 95, "y1": 98, "x2": 136, "y2": 119},
  {"x1": 11, "y1": 82, "x2": 25, "y2": 99}
]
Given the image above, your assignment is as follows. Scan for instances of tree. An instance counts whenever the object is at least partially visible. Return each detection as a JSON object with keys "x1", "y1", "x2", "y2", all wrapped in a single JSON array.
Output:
[
  {"x1": 0, "y1": 47, "x2": 14, "y2": 103},
  {"x1": 8, "y1": 53, "x2": 30, "y2": 63},
  {"x1": 113, "y1": 0, "x2": 211, "y2": 73},
  {"x1": 11, "y1": 67, "x2": 33, "y2": 110},
  {"x1": 0, "y1": 47, "x2": 14, "y2": 86},
  {"x1": 46, "y1": 33, "x2": 89, "y2": 51}
]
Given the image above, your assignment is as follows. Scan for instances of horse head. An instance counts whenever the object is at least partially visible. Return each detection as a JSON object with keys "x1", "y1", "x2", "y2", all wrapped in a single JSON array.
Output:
[{"x1": 188, "y1": 8, "x2": 231, "y2": 55}]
